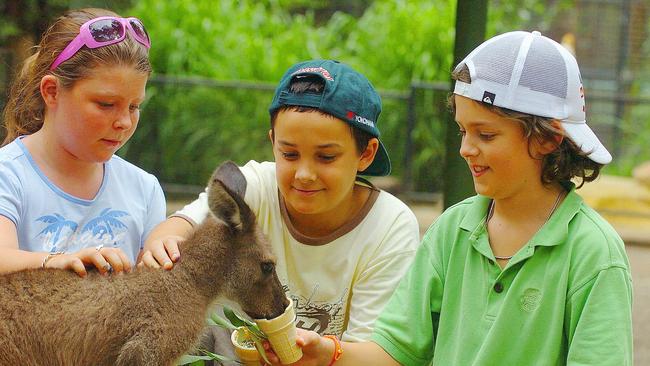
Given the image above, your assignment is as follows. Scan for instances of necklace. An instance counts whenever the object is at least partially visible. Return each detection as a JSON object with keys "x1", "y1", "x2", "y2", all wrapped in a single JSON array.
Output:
[{"x1": 487, "y1": 189, "x2": 565, "y2": 260}]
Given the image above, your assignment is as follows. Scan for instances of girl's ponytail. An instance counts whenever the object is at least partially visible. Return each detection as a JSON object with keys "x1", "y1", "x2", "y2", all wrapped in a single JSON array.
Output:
[{"x1": 2, "y1": 51, "x2": 48, "y2": 145}]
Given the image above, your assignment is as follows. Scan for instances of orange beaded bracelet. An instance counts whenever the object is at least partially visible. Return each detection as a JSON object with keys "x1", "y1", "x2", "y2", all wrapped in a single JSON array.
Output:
[{"x1": 323, "y1": 335, "x2": 342, "y2": 366}]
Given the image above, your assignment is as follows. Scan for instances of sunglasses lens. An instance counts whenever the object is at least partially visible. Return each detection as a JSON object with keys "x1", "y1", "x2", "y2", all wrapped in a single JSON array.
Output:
[
  {"x1": 129, "y1": 19, "x2": 149, "y2": 42},
  {"x1": 89, "y1": 19, "x2": 124, "y2": 42}
]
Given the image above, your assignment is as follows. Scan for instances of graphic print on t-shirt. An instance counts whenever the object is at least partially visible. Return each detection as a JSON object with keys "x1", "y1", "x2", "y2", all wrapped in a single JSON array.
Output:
[
  {"x1": 290, "y1": 284, "x2": 348, "y2": 337},
  {"x1": 36, "y1": 208, "x2": 130, "y2": 252}
]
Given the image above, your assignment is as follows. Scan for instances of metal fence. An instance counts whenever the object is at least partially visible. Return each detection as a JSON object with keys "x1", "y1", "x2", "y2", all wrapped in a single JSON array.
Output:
[{"x1": 125, "y1": 76, "x2": 452, "y2": 201}]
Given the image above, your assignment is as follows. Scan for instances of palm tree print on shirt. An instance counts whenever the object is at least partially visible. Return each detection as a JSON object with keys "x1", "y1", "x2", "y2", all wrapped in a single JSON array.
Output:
[
  {"x1": 36, "y1": 208, "x2": 130, "y2": 252},
  {"x1": 36, "y1": 214, "x2": 78, "y2": 252},
  {"x1": 81, "y1": 208, "x2": 129, "y2": 245}
]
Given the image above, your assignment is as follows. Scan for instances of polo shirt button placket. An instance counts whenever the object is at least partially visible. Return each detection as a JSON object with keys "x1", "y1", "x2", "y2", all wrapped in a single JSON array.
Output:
[{"x1": 493, "y1": 282, "x2": 504, "y2": 293}]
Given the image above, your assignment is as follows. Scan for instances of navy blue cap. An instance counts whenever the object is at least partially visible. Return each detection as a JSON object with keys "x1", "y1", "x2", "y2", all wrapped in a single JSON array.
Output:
[{"x1": 269, "y1": 59, "x2": 390, "y2": 176}]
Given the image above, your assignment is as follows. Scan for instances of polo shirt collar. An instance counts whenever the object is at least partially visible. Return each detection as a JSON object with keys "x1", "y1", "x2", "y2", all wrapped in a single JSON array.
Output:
[{"x1": 459, "y1": 183, "x2": 584, "y2": 249}]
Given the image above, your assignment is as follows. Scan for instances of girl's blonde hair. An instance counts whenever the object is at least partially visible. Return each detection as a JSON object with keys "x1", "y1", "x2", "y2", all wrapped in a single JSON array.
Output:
[
  {"x1": 2, "y1": 8, "x2": 152, "y2": 146},
  {"x1": 450, "y1": 65, "x2": 602, "y2": 187}
]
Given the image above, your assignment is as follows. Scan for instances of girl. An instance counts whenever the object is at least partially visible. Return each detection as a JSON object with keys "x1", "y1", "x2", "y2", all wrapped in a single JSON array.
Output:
[
  {"x1": 271, "y1": 31, "x2": 633, "y2": 366},
  {"x1": 0, "y1": 8, "x2": 165, "y2": 277}
]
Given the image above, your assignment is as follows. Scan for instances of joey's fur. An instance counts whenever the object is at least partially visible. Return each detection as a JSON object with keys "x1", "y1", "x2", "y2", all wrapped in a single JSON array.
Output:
[{"x1": 0, "y1": 161, "x2": 288, "y2": 366}]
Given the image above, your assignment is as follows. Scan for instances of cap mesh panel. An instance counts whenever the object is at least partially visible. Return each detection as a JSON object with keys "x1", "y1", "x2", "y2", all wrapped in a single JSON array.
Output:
[
  {"x1": 519, "y1": 37, "x2": 568, "y2": 98},
  {"x1": 472, "y1": 33, "x2": 526, "y2": 85}
]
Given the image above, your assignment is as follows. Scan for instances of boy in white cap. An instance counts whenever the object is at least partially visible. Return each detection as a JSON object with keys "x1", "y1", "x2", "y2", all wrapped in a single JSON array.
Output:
[{"x1": 269, "y1": 31, "x2": 633, "y2": 366}]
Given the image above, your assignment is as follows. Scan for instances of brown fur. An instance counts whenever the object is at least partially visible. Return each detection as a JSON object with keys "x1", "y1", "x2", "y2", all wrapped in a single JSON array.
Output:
[{"x1": 0, "y1": 162, "x2": 288, "y2": 366}]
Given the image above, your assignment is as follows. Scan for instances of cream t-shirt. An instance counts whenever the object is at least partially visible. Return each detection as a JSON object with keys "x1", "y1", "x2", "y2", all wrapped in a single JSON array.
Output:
[{"x1": 174, "y1": 160, "x2": 420, "y2": 341}]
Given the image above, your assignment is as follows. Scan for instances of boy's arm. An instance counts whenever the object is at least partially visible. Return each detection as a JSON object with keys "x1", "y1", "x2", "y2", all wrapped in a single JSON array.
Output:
[
  {"x1": 140, "y1": 188, "x2": 211, "y2": 269},
  {"x1": 267, "y1": 329, "x2": 400, "y2": 366},
  {"x1": 139, "y1": 216, "x2": 194, "y2": 269}
]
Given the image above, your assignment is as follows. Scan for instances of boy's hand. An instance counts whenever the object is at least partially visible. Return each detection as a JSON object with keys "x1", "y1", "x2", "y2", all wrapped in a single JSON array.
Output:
[
  {"x1": 138, "y1": 235, "x2": 183, "y2": 270},
  {"x1": 44, "y1": 246, "x2": 132, "y2": 277},
  {"x1": 264, "y1": 329, "x2": 334, "y2": 366}
]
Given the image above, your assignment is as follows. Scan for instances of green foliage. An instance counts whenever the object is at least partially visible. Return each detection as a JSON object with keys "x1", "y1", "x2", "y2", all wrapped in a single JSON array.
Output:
[
  {"x1": 176, "y1": 306, "x2": 270, "y2": 366},
  {"x1": 123, "y1": 0, "x2": 457, "y2": 189},
  {"x1": 118, "y1": 0, "x2": 649, "y2": 191}
]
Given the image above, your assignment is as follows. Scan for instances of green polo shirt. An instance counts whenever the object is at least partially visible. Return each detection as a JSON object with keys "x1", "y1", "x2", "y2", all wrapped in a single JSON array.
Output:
[{"x1": 372, "y1": 187, "x2": 633, "y2": 365}]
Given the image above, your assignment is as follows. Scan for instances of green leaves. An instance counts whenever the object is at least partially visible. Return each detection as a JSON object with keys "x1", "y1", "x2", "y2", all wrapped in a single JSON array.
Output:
[{"x1": 177, "y1": 306, "x2": 270, "y2": 365}]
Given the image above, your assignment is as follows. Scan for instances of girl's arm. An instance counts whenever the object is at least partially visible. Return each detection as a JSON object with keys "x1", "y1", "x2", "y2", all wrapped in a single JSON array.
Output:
[
  {"x1": 0, "y1": 216, "x2": 47, "y2": 273},
  {"x1": 0, "y1": 216, "x2": 132, "y2": 277}
]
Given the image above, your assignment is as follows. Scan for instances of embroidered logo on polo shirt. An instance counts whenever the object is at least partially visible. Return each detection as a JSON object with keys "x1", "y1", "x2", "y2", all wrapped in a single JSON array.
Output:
[{"x1": 520, "y1": 288, "x2": 542, "y2": 312}]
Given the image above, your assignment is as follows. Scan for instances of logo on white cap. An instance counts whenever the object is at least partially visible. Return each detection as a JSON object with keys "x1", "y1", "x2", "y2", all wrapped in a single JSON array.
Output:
[{"x1": 482, "y1": 91, "x2": 496, "y2": 105}]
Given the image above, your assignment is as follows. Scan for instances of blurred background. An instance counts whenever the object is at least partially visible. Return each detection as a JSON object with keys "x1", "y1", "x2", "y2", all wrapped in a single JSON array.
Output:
[
  {"x1": 1, "y1": 0, "x2": 649, "y2": 363},
  {"x1": 2, "y1": 0, "x2": 649, "y2": 195}
]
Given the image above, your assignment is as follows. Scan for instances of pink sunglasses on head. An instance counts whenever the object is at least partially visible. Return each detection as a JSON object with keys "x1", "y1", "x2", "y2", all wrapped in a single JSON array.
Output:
[{"x1": 50, "y1": 16, "x2": 151, "y2": 70}]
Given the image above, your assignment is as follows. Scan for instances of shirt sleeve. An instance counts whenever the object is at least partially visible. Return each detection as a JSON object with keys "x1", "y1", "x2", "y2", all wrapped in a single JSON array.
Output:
[
  {"x1": 371, "y1": 225, "x2": 444, "y2": 366},
  {"x1": 0, "y1": 163, "x2": 23, "y2": 226},
  {"x1": 173, "y1": 188, "x2": 210, "y2": 226},
  {"x1": 342, "y1": 207, "x2": 420, "y2": 342},
  {"x1": 564, "y1": 265, "x2": 633, "y2": 365},
  {"x1": 141, "y1": 175, "x2": 167, "y2": 248}
]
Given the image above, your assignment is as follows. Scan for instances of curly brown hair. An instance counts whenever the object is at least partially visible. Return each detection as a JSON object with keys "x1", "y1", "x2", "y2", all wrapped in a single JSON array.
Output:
[{"x1": 449, "y1": 65, "x2": 602, "y2": 187}]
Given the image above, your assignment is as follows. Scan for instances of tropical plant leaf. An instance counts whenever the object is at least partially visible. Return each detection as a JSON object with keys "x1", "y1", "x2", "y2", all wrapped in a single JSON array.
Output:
[
  {"x1": 209, "y1": 311, "x2": 237, "y2": 330},
  {"x1": 175, "y1": 354, "x2": 209, "y2": 365},
  {"x1": 223, "y1": 307, "x2": 256, "y2": 328},
  {"x1": 251, "y1": 334, "x2": 272, "y2": 365}
]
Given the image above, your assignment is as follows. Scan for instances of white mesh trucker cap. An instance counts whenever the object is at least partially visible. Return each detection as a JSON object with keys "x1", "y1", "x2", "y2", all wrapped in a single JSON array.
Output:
[{"x1": 453, "y1": 31, "x2": 612, "y2": 164}]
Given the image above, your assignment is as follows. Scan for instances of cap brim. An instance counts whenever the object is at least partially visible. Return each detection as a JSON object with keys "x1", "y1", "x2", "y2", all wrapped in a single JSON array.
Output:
[
  {"x1": 360, "y1": 140, "x2": 391, "y2": 176},
  {"x1": 561, "y1": 121, "x2": 612, "y2": 164}
]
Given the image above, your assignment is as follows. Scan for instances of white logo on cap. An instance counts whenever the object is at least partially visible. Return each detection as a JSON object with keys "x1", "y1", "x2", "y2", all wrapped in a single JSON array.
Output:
[
  {"x1": 291, "y1": 67, "x2": 334, "y2": 81},
  {"x1": 355, "y1": 115, "x2": 375, "y2": 127}
]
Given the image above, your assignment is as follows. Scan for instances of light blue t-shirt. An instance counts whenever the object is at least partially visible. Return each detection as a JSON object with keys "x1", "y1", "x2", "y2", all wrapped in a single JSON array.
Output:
[{"x1": 0, "y1": 138, "x2": 166, "y2": 263}]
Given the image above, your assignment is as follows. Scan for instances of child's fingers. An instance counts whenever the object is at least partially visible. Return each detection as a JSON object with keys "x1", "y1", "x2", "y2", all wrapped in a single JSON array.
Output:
[
  {"x1": 89, "y1": 249, "x2": 112, "y2": 275},
  {"x1": 67, "y1": 257, "x2": 87, "y2": 277},
  {"x1": 115, "y1": 249, "x2": 132, "y2": 273},
  {"x1": 101, "y1": 248, "x2": 132, "y2": 274},
  {"x1": 162, "y1": 236, "x2": 182, "y2": 262},
  {"x1": 140, "y1": 251, "x2": 161, "y2": 269},
  {"x1": 151, "y1": 241, "x2": 174, "y2": 269}
]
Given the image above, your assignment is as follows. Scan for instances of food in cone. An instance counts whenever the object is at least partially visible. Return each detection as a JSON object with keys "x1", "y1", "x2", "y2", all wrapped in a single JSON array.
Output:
[
  {"x1": 231, "y1": 327, "x2": 262, "y2": 366},
  {"x1": 254, "y1": 299, "x2": 302, "y2": 364}
]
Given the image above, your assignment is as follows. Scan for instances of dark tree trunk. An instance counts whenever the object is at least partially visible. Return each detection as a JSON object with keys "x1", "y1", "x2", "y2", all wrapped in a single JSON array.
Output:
[{"x1": 443, "y1": 0, "x2": 488, "y2": 209}]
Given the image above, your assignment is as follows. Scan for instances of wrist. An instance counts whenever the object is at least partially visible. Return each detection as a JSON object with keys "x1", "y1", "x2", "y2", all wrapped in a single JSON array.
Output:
[
  {"x1": 42, "y1": 252, "x2": 64, "y2": 268},
  {"x1": 323, "y1": 335, "x2": 342, "y2": 366}
]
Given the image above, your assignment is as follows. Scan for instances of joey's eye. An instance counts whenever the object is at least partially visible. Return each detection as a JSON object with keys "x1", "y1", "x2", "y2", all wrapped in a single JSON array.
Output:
[{"x1": 261, "y1": 262, "x2": 274, "y2": 275}]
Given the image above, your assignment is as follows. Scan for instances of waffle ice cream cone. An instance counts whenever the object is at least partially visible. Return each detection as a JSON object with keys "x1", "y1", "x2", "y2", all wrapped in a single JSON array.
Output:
[
  {"x1": 231, "y1": 327, "x2": 262, "y2": 366},
  {"x1": 254, "y1": 299, "x2": 302, "y2": 364}
]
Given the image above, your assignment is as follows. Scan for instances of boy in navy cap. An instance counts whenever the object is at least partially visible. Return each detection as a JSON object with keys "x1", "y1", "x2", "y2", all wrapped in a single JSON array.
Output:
[{"x1": 144, "y1": 60, "x2": 420, "y2": 346}]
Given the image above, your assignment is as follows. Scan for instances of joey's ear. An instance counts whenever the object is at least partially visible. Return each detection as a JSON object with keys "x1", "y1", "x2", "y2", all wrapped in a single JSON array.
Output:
[
  {"x1": 357, "y1": 138, "x2": 379, "y2": 172},
  {"x1": 207, "y1": 162, "x2": 254, "y2": 232},
  {"x1": 40, "y1": 75, "x2": 59, "y2": 107},
  {"x1": 212, "y1": 161, "x2": 247, "y2": 198}
]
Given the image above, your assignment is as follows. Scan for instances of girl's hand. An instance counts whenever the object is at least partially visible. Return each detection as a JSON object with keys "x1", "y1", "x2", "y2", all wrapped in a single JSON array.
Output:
[
  {"x1": 137, "y1": 235, "x2": 182, "y2": 270},
  {"x1": 44, "y1": 246, "x2": 132, "y2": 277},
  {"x1": 264, "y1": 329, "x2": 334, "y2": 366}
]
